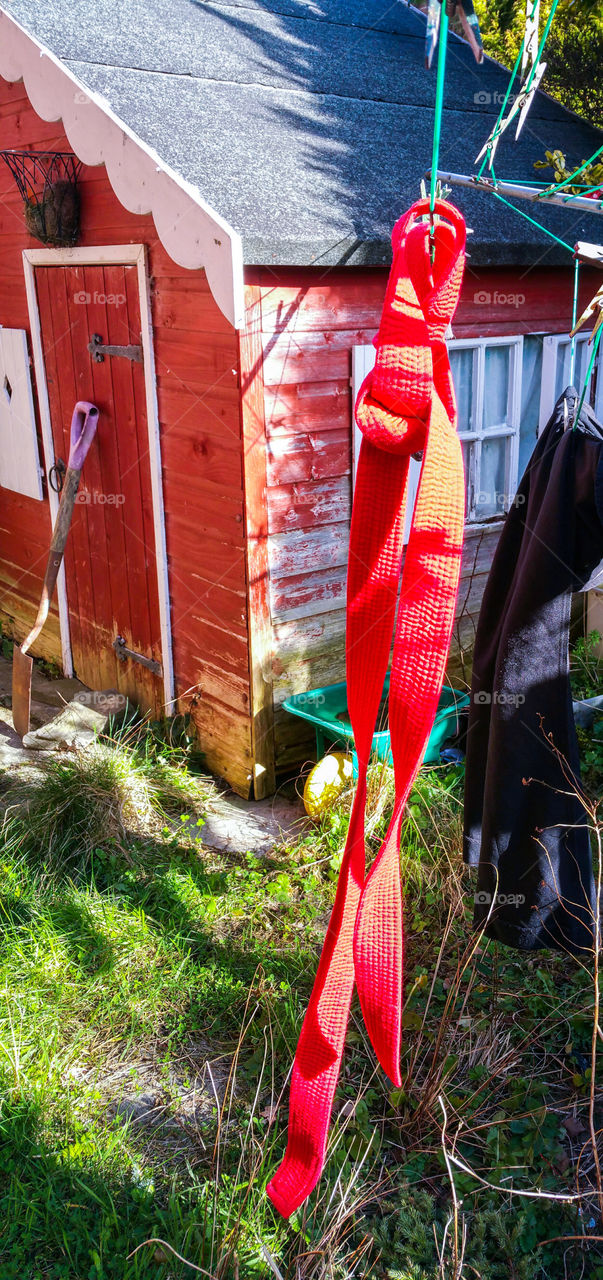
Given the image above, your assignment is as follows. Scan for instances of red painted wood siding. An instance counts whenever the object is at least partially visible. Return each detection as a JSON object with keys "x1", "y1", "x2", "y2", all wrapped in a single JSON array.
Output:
[
  {"x1": 246, "y1": 262, "x2": 599, "y2": 769},
  {"x1": 0, "y1": 77, "x2": 251, "y2": 793}
]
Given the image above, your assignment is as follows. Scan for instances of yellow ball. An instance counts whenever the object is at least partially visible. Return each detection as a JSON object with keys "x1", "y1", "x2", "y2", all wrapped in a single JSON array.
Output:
[{"x1": 303, "y1": 752, "x2": 354, "y2": 819}]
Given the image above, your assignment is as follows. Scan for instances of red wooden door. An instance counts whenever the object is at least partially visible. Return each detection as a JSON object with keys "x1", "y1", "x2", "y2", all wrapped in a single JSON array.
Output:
[{"x1": 35, "y1": 262, "x2": 165, "y2": 713}]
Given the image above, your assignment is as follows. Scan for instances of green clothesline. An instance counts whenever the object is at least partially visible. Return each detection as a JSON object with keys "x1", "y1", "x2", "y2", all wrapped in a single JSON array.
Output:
[
  {"x1": 477, "y1": 0, "x2": 561, "y2": 180},
  {"x1": 476, "y1": 42, "x2": 524, "y2": 178},
  {"x1": 429, "y1": 3, "x2": 449, "y2": 239},
  {"x1": 489, "y1": 177, "x2": 574, "y2": 252},
  {"x1": 509, "y1": 177, "x2": 602, "y2": 189},
  {"x1": 424, "y1": 1, "x2": 600, "y2": 424},
  {"x1": 569, "y1": 257, "x2": 580, "y2": 386},
  {"x1": 575, "y1": 325, "x2": 603, "y2": 426}
]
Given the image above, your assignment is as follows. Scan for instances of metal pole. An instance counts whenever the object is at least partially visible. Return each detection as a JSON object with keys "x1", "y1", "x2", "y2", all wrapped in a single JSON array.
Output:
[{"x1": 428, "y1": 170, "x2": 603, "y2": 216}]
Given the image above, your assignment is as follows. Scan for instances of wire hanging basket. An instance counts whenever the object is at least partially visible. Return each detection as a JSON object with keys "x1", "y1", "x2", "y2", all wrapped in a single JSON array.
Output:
[{"x1": 0, "y1": 150, "x2": 83, "y2": 247}]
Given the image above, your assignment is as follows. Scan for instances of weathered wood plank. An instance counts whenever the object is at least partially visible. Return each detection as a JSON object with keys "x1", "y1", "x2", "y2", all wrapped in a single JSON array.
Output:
[
  {"x1": 270, "y1": 565, "x2": 347, "y2": 623},
  {"x1": 273, "y1": 649, "x2": 347, "y2": 705},
  {"x1": 238, "y1": 285, "x2": 276, "y2": 798},
  {"x1": 151, "y1": 284, "x2": 235, "y2": 333},
  {"x1": 262, "y1": 328, "x2": 375, "y2": 388},
  {"x1": 267, "y1": 429, "x2": 350, "y2": 487},
  {"x1": 460, "y1": 523, "x2": 502, "y2": 577},
  {"x1": 274, "y1": 703, "x2": 317, "y2": 760},
  {"x1": 177, "y1": 658, "x2": 250, "y2": 717},
  {"x1": 156, "y1": 381, "x2": 241, "y2": 442},
  {"x1": 272, "y1": 608, "x2": 346, "y2": 658},
  {"x1": 267, "y1": 476, "x2": 351, "y2": 534},
  {"x1": 269, "y1": 522, "x2": 349, "y2": 579},
  {"x1": 190, "y1": 699, "x2": 253, "y2": 797},
  {"x1": 153, "y1": 331, "x2": 240, "y2": 384},
  {"x1": 257, "y1": 273, "x2": 386, "y2": 332},
  {"x1": 161, "y1": 427, "x2": 244, "y2": 490},
  {"x1": 271, "y1": 609, "x2": 347, "y2": 698},
  {"x1": 254, "y1": 266, "x2": 600, "y2": 341},
  {"x1": 265, "y1": 381, "x2": 350, "y2": 437},
  {"x1": 162, "y1": 468, "x2": 245, "y2": 517},
  {"x1": 165, "y1": 514, "x2": 247, "y2": 593}
]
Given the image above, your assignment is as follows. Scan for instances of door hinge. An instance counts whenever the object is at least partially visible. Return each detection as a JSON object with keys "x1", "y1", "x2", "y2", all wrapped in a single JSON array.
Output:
[
  {"x1": 113, "y1": 635, "x2": 162, "y2": 675},
  {"x1": 88, "y1": 333, "x2": 143, "y2": 363}
]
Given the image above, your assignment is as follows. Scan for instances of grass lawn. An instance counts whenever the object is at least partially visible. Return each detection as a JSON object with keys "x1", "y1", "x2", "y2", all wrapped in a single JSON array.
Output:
[{"x1": 0, "y1": 645, "x2": 602, "y2": 1280}]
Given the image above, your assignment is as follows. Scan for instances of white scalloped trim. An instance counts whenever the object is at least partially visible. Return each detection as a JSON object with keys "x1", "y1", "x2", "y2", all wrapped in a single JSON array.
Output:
[{"x1": 0, "y1": 8, "x2": 245, "y2": 327}]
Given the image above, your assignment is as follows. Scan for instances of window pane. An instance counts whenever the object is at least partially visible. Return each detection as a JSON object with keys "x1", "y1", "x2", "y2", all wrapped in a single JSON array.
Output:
[
  {"x1": 450, "y1": 347, "x2": 475, "y2": 432},
  {"x1": 555, "y1": 338, "x2": 594, "y2": 405},
  {"x1": 484, "y1": 344, "x2": 511, "y2": 429},
  {"x1": 520, "y1": 335, "x2": 542, "y2": 474},
  {"x1": 476, "y1": 438, "x2": 509, "y2": 517}
]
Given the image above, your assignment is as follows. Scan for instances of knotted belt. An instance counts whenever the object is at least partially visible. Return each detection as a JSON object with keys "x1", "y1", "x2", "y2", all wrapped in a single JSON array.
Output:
[{"x1": 267, "y1": 199, "x2": 467, "y2": 1218}]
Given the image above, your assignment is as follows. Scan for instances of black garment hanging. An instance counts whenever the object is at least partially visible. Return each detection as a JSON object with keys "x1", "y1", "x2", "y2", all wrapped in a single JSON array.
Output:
[{"x1": 463, "y1": 387, "x2": 603, "y2": 955}]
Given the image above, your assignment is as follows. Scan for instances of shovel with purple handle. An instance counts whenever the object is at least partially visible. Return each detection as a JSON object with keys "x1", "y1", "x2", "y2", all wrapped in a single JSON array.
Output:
[{"x1": 12, "y1": 401, "x2": 100, "y2": 739}]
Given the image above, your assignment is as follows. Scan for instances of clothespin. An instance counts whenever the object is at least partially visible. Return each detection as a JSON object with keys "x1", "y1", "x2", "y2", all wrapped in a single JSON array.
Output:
[
  {"x1": 570, "y1": 281, "x2": 603, "y2": 343},
  {"x1": 425, "y1": 0, "x2": 441, "y2": 69},
  {"x1": 521, "y1": 0, "x2": 540, "y2": 78},
  {"x1": 514, "y1": 60, "x2": 546, "y2": 138},
  {"x1": 425, "y1": 0, "x2": 483, "y2": 69},
  {"x1": 574, "y1": 241, "x2": 603, "y2": 268},
  {"x1": 448, "y1": 0, "x2": 484, "y2": 63},
  {"x1": 475, "y1": 0, "x2": 544, "y2": 167}
]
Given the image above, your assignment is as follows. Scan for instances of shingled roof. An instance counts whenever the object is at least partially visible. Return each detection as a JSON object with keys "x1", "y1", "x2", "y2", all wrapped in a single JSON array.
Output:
[{"x1": 3, "y1": 0, "x2": 603, "y2": 266}]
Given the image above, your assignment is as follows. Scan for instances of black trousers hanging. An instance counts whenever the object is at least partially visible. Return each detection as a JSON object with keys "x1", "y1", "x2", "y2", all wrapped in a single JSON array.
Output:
[{"x1": 463, "y1": 387, "x2": 603, "y2": 955}]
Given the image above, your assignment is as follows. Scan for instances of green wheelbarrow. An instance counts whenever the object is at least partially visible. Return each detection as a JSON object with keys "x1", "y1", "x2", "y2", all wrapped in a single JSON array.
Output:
[{"x1": 283, "y1": 675, "x2": 470, "y2": 772}]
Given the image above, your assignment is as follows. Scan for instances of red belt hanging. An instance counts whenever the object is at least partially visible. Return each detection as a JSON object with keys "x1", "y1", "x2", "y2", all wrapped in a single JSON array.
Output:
[{"x1": 267, "y1": 198, "x2": 467, "y2": 1218}]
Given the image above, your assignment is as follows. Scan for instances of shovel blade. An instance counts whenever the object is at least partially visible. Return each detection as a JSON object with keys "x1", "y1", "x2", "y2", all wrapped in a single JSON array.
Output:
[{"x1": 12, "y1": 646, "x2": 33, "y2": 739}]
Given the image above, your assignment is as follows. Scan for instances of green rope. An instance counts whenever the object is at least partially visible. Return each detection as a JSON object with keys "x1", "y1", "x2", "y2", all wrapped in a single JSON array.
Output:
[
  {"x1": 562, "y1": 183, "x2": 603, "y2": 202},
  {"x1": 499, "y1": 178, "x2": 599, "y2": 190},
  {"x1": 489, "y1": 184, "x2": 574, "y2": 253},
  {"x1": 477, "y1": 38, "x2": 524, "y2": 178},
  {"x1": 574, "y1": 324, "x2": 603, "y2": 429},
  {"x1": 569, "y1": 257, "x2": 580, "y2": 384},
  {"x1": 429, "y1": 3, "x2": 449, "y2": 248},
  {"x1": 477, "y1": 0, "x2": 561, "y2": 179}
]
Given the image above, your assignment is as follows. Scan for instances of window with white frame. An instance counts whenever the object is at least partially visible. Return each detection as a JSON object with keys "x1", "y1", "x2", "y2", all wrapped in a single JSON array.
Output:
[
  {"x1": 352, "y1": 331, "x2": 602, "y2": 526},
  {"x1": 540, "y1": 332, "x2": 603, "y2": 424},
  {"x1": 449, "y1": 337, "x2": 522, "y2": 520}
]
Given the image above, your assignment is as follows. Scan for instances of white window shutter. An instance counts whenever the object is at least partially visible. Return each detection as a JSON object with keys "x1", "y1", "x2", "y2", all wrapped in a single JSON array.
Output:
[
  {"x1": 0, "y1": 328, "x2": 43, "y2": 500},
  {"x1": 351, "y1": 343, "x2": 421, "y2": 543}
]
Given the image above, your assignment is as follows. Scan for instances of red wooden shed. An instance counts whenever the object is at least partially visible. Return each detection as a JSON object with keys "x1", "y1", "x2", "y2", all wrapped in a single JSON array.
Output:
[{"x1": 0, "y1": 1, "x2": 601, "y2": 796}]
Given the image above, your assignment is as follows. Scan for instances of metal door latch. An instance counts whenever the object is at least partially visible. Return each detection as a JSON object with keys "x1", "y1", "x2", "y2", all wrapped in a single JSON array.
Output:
[
  {"x1": 88, "y1": 333, "x2": 143, "y2": 363},
  {"x1": 48, "y1": 457, "x2": 66, "y2": 493},
  {"x1": 113, "y1": 635, "x2": 162, "y2": 675}
]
